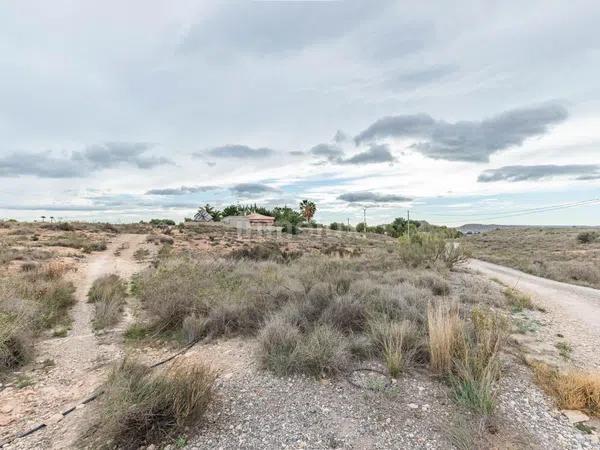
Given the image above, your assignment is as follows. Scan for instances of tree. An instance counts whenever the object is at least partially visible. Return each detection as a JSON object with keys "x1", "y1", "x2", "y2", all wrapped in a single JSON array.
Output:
[
  {"x1": 356, "y1": 222, "x2": 366, "y2": 232},
  {"x1": 40, "y1": 215, "x2": 46, "y2": 222},
  {"x1": 299, "y1": 200, "x2": 317, "y2": 222},
  {"x1": 203, "y1": 204, "x2": 222, "y2": 221}
]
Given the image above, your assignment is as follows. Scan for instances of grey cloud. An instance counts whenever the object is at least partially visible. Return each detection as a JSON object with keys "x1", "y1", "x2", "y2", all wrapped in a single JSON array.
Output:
[
  {"x1": 338, "y1": 144, "x2": 394, "y2": 165},
  {"x1": 230, "y1": 183, "x2": 279, "y2": 196},
  {"x1": 309, "y1": 143, "x2": 344, "y2": 161},
  {"x1": 478, "y1": 164, "x2": 600, "y2": 182},
  {"x1": 0, "y1": 152, "x2": 81, "y2": 178},
  {"x1": 289, "y1": 151, "x2": 305, "y2": 156},
  {"x1": 382, "y1": 64, "x2": 457, "y2": 89},
  {"x1": 72, "y1": 142, "x2": 171, "y2": 169},
  {"x1": 333, "y1": 130, "x2": 349, "y2": 143},
  {"x1": 355, "y1": 104, "x2": 568, "y2": 162},
  {"x1": 145, "y1": 185, "x2": 219, "y2": 195},
  {"x1": 203, "y1": 145, "x2": 275, "y2": 159},
  {"x1": 337, "y1": 192, "x2": 412, "y2": 203},
  {"x1": 0, "y1": 143, "x2": 172, "y2": 178},
  {"x1": 181, "y1": 1, "x2": 390, "y2": 56}
]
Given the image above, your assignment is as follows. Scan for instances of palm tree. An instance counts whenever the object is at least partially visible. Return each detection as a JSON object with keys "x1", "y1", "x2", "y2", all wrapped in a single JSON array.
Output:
[
  {"x1": 299, "y1": 200, "x2": 316, "y2": 223},
  {"x1": 40, "y1": 215, "x2": 46, "y2": 222},
  {"x1": 50, "y1": 216, "x2": 55, "y2": 223}
]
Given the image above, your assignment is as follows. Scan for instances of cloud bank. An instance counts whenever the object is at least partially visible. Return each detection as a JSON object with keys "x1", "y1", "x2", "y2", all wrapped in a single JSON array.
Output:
[{"x1": 355, "y1": 104, "x2": 568, "y2": 162}]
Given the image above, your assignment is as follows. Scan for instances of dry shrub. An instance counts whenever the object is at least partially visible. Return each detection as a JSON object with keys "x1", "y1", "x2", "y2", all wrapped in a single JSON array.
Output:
[
  {"x1": 81, "y1": 359, "x2": 215, "y2": 450},
  {"x1": 257, "y1": 315, "x2": 301, "y2": 375},
  {"x1": 229, "y1": 242, "x2": 301, "y2": 263},
  {"x1": 293, "y1": 324, "x2": 350, "y2": 377},
  {"x1": 415, "y1": 272, "x2": 451, "y2": 296},
  {"x1": 369, "y1": 318, "x2": 420, "y2": 377},
  {"x1": 88, "y1": 274, "x2": 127, "y2": 303},
  {"x1": 88, "y1": 274, "x2": 128, "y2": 329},
  {"x1": 257, "y1": 319, "x2": 349, "y2": 378},
  {"x1": 534, "y1": 363, "x2": 600, "y2": 416},
  {"x1": 320, "y1": 294, "x2": 367, "y2": 333},
  {"x1": 398, "y1": 234, "x2": 468, "y2": 269},
  {"x1": 0, "y1": 298, "x2": 35, "y2": 370},
  {"x1": 43, "y1": 261, "x2": 71, "y2": 280},
  {"x1": 503, "y1": 288, "x2": 534, "y2": 312},
  {"x1": 427, "y1": 302, "x2": 464, "y2": 375}
]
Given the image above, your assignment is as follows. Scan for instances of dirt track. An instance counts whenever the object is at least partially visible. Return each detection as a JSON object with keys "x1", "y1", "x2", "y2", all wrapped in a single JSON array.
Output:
[
  {"x1": 1, "y1": 234, "x2": 148, "y2": 449},
  {"x1": 468, "y1": 258, "x2": 600, "y2": 368}
]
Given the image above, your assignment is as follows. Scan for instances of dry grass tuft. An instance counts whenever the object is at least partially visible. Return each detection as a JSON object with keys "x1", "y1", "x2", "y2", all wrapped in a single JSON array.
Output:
[
  {"x1": 369, "y1": 318, "x2": 419, "y2": 377},
  {"x1": 533, "y1": 363, "x2": 600, "y2": 416},
  {"x1": 81, "y1": 359, "x2": 215, "y2": 450},
  {"x1": 503, "y1": 288, "x2": 534, "y2": 312},
  {"x1": 88, "y1": 274, "x2": 128, "y2": 329},
  {"x1": 427, "y1": 302, "x2": 464, "y2": 375}
]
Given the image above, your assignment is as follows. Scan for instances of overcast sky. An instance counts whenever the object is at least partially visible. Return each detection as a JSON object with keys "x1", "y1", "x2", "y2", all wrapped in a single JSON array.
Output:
[{"x1": 1, "y1": 0, "x2": 599, "y2": 225}]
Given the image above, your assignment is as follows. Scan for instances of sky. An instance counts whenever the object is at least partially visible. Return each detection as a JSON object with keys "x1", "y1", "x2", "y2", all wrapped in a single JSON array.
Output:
[{"x1": 1, "y1": 0, "x2": 599, "y2": 226}]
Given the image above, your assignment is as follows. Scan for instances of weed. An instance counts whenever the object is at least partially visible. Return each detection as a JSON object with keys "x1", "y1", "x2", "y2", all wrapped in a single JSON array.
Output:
[
  {"x1": 555, "y1": 341, "x2": 573, "y2": 360},
  {"x1": 503, "y1": 288, "x2": 534, "y2": 312}
]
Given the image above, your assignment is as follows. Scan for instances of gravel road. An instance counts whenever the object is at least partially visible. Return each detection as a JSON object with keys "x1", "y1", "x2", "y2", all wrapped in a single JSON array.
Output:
[{"x1": 468, "y1": 258, "x2": 600, "y2": 368}]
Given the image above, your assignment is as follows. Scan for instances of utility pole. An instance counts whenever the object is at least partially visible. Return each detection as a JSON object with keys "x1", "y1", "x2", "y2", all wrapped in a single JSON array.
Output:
[
  {"x1": 363, "y1": 207, "x2": 367, "y2": 233},
  {"x1": 407, "y1": 209, "x2": 410, "y2": 240}
]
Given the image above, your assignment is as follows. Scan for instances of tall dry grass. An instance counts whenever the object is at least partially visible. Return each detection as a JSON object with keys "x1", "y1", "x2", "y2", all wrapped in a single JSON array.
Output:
[
  {"x1": 534, "y1": 363, "x2": 600, "y2": 416},
  {"x1": 427, "y1": 302, "x2": 464, "y2": 375}
]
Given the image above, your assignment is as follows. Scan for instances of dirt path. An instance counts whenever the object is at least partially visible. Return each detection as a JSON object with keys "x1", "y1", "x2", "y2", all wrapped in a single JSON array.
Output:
[
  {"x1": 468, "y1": 258, "x2": 600, "y2": 369},
  {"x1": 0, "y1": 234, "x2": 148, "y2": 449}
]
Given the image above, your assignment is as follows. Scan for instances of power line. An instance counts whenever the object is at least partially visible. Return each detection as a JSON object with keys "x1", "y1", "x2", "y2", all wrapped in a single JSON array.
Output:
[
  {"x1": 438, "y1": 199, "x2": 600, "y2": 225},
  {"x1": 414, "y1": 198, "x2": 600, "y2": 221}
]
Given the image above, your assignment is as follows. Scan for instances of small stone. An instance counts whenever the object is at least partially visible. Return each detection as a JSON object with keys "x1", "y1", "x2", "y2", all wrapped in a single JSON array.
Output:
[
  {"x1": 561, "y1": 409, "x2": 590, "y2": 424},
  {"x1": 147, "y1": 445, "x2": 156, "y2": 450},
  {"x1": 407, "y1": 403, "x2": 419, "y2": 409}
]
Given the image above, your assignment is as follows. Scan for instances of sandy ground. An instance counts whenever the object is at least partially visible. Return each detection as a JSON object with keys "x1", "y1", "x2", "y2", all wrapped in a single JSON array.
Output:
[
  {"x1": 468, "y1": 258, "x2": 600, "y2": 369},
  {"x1": 0, "y1": 234, "x2": 149, "y2": 449}
]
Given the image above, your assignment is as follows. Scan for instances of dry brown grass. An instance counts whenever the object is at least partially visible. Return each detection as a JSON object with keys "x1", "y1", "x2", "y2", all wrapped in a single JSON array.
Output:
[
  {"x1": 427, "y1": 302, "x2": 464, "y2": 375},
  {"x1": 465, "y1": 227, "x2": 600, "y2": 289},
  {"x1": 533, "y1": 363, "x2": 600, "y2": 416}
]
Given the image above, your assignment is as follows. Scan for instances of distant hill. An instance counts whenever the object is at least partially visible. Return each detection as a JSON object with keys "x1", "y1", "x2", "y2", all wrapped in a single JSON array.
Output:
[{"x1": 456, "y1": 224, "x2": 517, "y2": 234}]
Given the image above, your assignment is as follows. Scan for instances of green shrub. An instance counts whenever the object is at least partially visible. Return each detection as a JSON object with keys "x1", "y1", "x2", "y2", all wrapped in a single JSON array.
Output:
[
  {"x1": 577, "y1": 231, "x2": 597, "y2": 244},
  {"x1": 503, "y1": 288, "x2": 534, "y2": 312}
]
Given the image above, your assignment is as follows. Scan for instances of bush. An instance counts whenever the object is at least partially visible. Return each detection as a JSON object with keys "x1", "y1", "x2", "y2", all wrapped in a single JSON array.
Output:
[
  {"x1": 88, "y1": 274, "x2": 128, "y2": 329},
  {"x1": 398, "y1": 234, "x2": 468, "y2": 269},
  {"x1": 293, "y1": 324, "x2": 350, "y2": 378},
  {"x1": 415, "y1": 272, "x2": 451, "y2": 296},
  {"x1": 88, "y1": 274, "x2": 127, "y2": 304},
  {"x1": 577, "y1": 231, "x2": 598, "y2": 244},
  {"x1": 0, "y1": 301, "x2": 35, "y2": 370},
  {"x1": 257, "y1": 315, "x2": 301, "y2": 375},
  {"x1": 320, "y1": 294, "x2": 367, "y2": 333},
  {"x1": 81, "y1": 359, "x2": 215, "y2": 449}
]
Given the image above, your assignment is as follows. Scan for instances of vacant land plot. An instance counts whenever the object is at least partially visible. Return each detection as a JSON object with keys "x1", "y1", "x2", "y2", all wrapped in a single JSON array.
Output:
[
  {"x1": 464, "y1": 227, "x2": 600, "y2": 289},
  {"x1": 2, "y1": 221, "x2": 599, "y2": 449}
]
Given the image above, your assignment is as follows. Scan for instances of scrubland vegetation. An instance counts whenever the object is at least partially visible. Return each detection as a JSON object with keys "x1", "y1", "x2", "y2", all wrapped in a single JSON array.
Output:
[
  {"x1": 128, "y1": 231, "x2": 511, "y2": 422},
  {"x1": 80, "y1": 359, "x2": 215, "y2": 450},
  {"x1": 465, "y1": 226, "x2": 600, "y2": 289}
]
